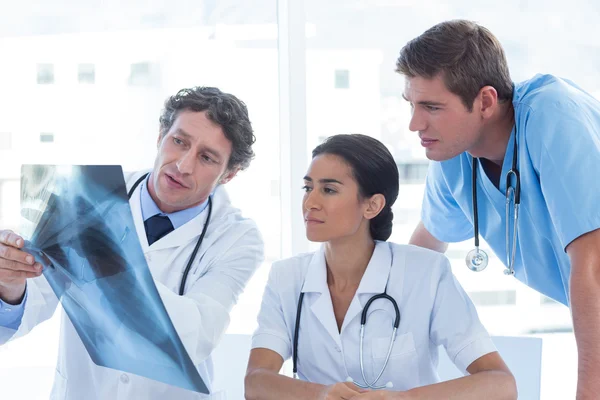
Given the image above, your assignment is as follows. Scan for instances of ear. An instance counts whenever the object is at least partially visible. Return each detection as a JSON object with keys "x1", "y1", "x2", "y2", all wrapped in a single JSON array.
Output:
[
  {"x1": 363, "y1": 193, "x2": 386, "y2": 221},
  {"x1": 218, "y1": 167, "x2": 240, "y2": 185},
  {"x1": 478, "y1": 86, "x2": 498, "y2": 119}
]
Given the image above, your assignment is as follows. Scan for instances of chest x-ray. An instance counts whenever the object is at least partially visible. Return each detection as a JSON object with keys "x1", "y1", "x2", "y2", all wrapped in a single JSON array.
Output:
[{"x1": 19, "y1": 165, "x2": 208, "y2": 394}]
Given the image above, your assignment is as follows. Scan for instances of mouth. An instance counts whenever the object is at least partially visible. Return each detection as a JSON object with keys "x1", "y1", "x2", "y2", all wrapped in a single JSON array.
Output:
[
  {"x1": 305, "y1": 217, "x2": 324, "y2": 224},
  {"x1": 420, "y1": 138, "x2": 438, "y2": 148},
  {"x1": 165, "y1": 173, "x2": 187, "y2": 189}
]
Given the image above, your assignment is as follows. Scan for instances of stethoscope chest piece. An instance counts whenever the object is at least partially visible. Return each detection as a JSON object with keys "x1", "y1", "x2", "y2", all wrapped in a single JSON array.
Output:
[
  {"x1": 468, "y1": 126, "x2": 520, "y2": 276},
  {"x1": 465, "y1": 248, "x2": 488, "y2": 272}
]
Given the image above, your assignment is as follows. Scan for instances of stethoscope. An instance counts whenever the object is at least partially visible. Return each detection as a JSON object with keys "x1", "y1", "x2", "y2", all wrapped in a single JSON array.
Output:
[
  {"x1": 292, "y1": 285, "x2": 401, "y2": 390},
  {"x1": 466, "y1": 127, "x2": 520, "y2": 276},
  {"x1": 128, "y1": 173, "x2": 212, "y2": 295}
]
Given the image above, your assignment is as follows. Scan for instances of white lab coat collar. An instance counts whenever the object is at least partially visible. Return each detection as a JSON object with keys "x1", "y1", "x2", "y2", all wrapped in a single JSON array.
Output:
[
  {"x1": 301, "y1": 242, "x2": 396, "y2": 342},
  {"x1": 127, "y1": 171, "x2": 233, "y2": 253},
  {"x1": 301, "y1": 241, "x2": 394, "y2": 295},
  {"x1": 346, "y1": 242, "x2": 396, "y2": 334}
]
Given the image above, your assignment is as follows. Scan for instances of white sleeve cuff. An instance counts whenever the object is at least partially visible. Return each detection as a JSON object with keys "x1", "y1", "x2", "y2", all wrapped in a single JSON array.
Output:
[
  {"x1": 452, "y1": 335, "x2": 497, "y2": 374},
  {"x1": 251, "y1": 331, "x2": 291, "y2": 361}
]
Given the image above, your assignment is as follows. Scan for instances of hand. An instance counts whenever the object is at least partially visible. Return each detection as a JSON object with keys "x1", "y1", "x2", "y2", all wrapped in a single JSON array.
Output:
[
  {"x1": 318, "y1": 382, "x2": 369, "y2": 400},
  {"x1": 0, "y1": 230, "x2": 43, "y2": 303}
]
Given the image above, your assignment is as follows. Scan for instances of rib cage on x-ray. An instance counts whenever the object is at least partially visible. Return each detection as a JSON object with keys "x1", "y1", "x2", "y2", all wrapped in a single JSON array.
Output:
[{"x1": 19, "y1": 165, "x2": 208, "y2": 394}]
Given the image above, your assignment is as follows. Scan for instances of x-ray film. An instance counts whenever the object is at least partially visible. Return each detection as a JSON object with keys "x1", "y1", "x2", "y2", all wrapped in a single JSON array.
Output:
[{"x1": 19, "y1": 165, "x2": 208, "y2": 394}]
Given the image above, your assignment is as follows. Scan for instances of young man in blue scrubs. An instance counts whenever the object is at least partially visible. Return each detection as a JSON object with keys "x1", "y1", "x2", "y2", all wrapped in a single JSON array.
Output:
[{"x1": 398, "y1": 20, "x2": 600, "y2": 399}]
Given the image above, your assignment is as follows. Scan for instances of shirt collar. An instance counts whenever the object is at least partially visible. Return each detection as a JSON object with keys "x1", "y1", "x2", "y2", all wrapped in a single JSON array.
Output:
[
  {"x1": 301, "y1": 241, "x2": 393, "y2": 295},
  {"x1": 140, "y1": 175, "x2": 209, "y2": 230}
]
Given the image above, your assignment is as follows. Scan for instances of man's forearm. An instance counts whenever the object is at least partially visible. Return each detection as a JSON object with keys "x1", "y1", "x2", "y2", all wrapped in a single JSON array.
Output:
[
  {"x1": 570, "y1": 264, "x2": 600, "y2": 399},
  {"x1": 408, "y1": 221, "x2": 449, "y2": 253},
  {"x1": 567, "y1": 229, "x2": 600, "y2": 399}
]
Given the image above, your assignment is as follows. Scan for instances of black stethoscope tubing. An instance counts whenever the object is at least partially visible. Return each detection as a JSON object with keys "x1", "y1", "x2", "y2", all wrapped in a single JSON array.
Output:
[
  {"x1": 292, "y1": 287, "x2": 400, "y2": 379},
  {"x1": 470, "y1": 126, "x2": 520, "y2": 274},
  {"x1": 127, "y1": 173, "x2": 212, "y2": 295}
]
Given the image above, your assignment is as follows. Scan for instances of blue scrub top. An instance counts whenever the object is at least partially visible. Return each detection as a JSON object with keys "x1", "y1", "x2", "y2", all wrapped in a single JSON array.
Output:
[{"x1": 422, "y1": 74, "x2": 600, "y2": 306}]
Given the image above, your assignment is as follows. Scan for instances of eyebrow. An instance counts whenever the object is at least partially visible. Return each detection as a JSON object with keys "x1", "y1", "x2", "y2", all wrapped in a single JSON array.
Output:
[
  {"x1": 402, "y1": 94, "x2": 445, "y2": 107},
  {"x1": 174, "y1": 129, "x2": 224, "y2": 160},
  {"x1": 303, "y1": 176, "x2": 344, "y2": 185}
]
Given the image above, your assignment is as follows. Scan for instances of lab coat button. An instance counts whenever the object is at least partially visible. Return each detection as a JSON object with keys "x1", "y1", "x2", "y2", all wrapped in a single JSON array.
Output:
[
  {"x1": 120, "y1": 374, "x2": 129, "y2": 384},
  {"x1": 335, "y1": 346, "x2": 341, "y2": 352}
]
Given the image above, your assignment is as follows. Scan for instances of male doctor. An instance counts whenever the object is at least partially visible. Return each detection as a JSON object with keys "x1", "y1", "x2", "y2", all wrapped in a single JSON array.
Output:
[
  {"x1": 398, "y1": 20, "x2": 600, "y2": 399},
  {"x1": 0, "y1": 86, "x2": 264, "y2": 399}
]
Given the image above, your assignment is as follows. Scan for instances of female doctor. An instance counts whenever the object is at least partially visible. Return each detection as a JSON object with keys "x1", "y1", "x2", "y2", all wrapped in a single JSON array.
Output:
[{"x1": 245, "y1": 134, "x2": 516, "y2": 400}]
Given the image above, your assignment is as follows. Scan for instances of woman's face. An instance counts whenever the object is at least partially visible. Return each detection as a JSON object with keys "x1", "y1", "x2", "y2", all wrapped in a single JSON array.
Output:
[{"x1": 302, "y1": 154, "x2": 371, "y2": 243}]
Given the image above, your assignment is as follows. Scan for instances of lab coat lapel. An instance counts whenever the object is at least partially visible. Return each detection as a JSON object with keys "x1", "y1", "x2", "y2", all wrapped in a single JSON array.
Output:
[
  {"x1": 148, "y1": 209, "x2": 209, "y2": 251},
  {"x1": 341, "y1": 242, "x2": 394, "y2": 333},
  {"x1": 129, "y1": 185, "x2": 150, "y2": 253},
  {"x1": 303, "y1": 247, "x2": 343, "y2": 349},
  {"x1": 128, "y1": 177, "x2": 213, "y2": 253},
  {"x1": 146, "y1": 184, "x2": 229, "y2": 251}
]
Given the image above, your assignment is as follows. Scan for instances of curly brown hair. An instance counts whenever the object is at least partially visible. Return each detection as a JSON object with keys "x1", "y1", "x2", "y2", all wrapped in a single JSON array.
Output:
[{"x1": 159, "y1": 86, "x2": 256, "y2": 170}]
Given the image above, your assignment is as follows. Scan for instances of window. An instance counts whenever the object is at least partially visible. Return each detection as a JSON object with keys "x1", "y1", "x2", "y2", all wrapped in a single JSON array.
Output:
[
  {"x1": 37, "y1": 63, "x2": 54, "y2": 84},
  {"x1": 78, "y1": 63, "x2": 95, "y2": 84},
  {"x1": 334, "y1": 69, "x2": 350, "y2": 89},
  {"x1": 541, "y1": 295, "x2": 560, "y2": 305},
  {"x1": 128, "y1": 62, "x2": 153, "y2": 86},
  {"x1": 469, "y1": 290, "x2": 517, "y2": 306},
  {"x1": 0, "y1": 132, "x2": 10, "y2": 150},
  {"x1": 397, "y1": 161, "x2": 429, "y2": 183},
  {"x1": 40, "y1": 133, "x2": 54, "y2": 143},
  {"x1": 1, "y1": 4, "x2": 281, "y2": 398}
]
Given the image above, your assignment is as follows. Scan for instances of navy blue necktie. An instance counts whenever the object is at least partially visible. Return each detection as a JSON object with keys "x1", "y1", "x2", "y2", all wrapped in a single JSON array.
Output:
[{"x1": 144, "y1": 215, "x2": 174, "y2": 246}]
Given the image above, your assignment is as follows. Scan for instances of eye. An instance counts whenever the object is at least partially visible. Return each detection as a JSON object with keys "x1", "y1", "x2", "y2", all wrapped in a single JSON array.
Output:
[
  {"x1": 201, "y1": 155, "x2": 214, "y2": 163},
  {"x1": 323, "y1": 187, "x2": 336, "y2": 194},
  {"x1": 173, "y1": 137, "x2": 184, "y2": 145},
  {"x1": 302, "y1": 185, "x2": 312, "y2": 192},
  {"x1": 425, "y1": 105, "x2": 440, "y2": 112}
]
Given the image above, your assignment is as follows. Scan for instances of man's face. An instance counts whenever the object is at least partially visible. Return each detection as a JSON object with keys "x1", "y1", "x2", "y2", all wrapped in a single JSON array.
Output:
[
  {"x1": 149, "y1": 110, "x2": 237, "y2": 213},
  {"x1": 403, "y1": 75, "x2": 484, "y2": 161}
]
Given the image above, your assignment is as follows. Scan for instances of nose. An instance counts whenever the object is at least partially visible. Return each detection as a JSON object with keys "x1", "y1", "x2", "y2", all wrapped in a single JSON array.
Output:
[
  {"x1": 408, "y1": 107, "x2": 427, "y2": 133},
  {"x1": 303, "y1": 189, "x2": 321, "y2": 212},
  {"x1": 176, "y1": 150, "x2": 195, "y2": 175}
]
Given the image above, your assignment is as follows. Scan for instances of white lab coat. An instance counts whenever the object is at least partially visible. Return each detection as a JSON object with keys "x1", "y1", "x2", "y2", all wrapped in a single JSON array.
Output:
[
  {"x1": 1, "y1": 170, "x2": 264, "y2": 400},
  {"x1": 252, "y1": 241, "x2": 495, "y2": 391}
]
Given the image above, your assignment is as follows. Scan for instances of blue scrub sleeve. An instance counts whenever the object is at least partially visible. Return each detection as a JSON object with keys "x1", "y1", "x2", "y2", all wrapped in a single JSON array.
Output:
[
  {"x1": 0, "y1": 287, "x2": 27, "y2": 330},
  {"x1": 524, "y1": 100, "x2": 600, "y2": 250},
  {"x1": 421, "y1": 161, "x2": 475, "y2": 243}
]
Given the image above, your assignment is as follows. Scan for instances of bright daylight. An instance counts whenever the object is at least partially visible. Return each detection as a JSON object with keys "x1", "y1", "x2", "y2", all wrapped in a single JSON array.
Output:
[{"x1": 1, "y1": 1, "x2": 598, "y2": 399}]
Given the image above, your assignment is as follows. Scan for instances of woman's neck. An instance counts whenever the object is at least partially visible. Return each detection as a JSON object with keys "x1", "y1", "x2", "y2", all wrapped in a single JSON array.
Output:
[{"x1": 325, "y1": 232, "x2": 375, "y2": 292}]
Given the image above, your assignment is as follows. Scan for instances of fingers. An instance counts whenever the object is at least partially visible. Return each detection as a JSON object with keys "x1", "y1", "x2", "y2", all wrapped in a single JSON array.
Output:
[
  {"x1": 0, "y1": 258, "x2": 43, "y2": 275},
  {"x1": 0, "y1": 230, "x2": 24, "y2": 248},
  {"x1": 343, "y1": 382, "x2": 369, "y2": 393},
  {"x1": 339, "y1": 385, "x2": 363, "y2": 399},
  {"x1": 0, "y1": 245, "x2": 41, "y2": 272},
  {"x1": 0, "y1": 268, "x2": 41, "y2": 280}
]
